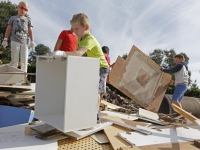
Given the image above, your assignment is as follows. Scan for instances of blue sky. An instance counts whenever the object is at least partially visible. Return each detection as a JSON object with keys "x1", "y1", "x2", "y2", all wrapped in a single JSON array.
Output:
[{"x1": 10, "y1": 0, "x2": 200, "y2": 87}]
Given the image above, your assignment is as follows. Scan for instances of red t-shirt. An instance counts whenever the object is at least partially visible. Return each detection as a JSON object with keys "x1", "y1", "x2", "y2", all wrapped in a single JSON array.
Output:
[{"x1": 58, "y1": 30, "x2": 77, "y2": 51}]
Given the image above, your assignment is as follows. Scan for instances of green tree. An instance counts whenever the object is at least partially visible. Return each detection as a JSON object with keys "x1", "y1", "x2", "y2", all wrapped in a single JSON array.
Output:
[
  {"x1": 122, "y1": 53, "x2": 128, "y2": 60},
  {"x1": 149, "y1": 49, "x2": 164, "y2": 66},
  {"x1": 28, "y1": 44, "x2": 51, "y2": 63},
  {"x1": 0, "y1": 1, "x2": 17, "y2": 63},
  {"x1": 28, "y1": 44, "x2": 51, "y2": 82}
]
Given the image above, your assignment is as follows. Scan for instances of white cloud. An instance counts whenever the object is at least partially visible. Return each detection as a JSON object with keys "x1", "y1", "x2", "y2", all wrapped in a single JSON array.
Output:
[{"x1": 9, "y1": 0, "x2": 200, "y2": 86}]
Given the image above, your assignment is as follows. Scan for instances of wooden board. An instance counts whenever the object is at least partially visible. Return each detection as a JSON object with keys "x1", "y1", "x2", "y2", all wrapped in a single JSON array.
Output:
[
  {"x1": 101, "y1": 100, "x2": 122, "y2": 110},
  {"x1": 120, "y1": 146, "x2": 141, "y2": 150},
  {"x1": 104, "y1": 125, "x2": 131, "y2": 150},
  {"x1": 0, "y1": 90, "x2": 11, "y2": 98},
  {"x1": 139, "y1": 141, "x2": 199, "y2": 150},
  {"x1": 109, "y1": 45, "x2": 171, "y2": 112},
  {"x1": 58, "y1": 136, "x2": 112, "y2": 150},
  {"x1": 6, "y1": 94, "x2": 34, "y2": 102},
  {"x1": 172, "y1": 103, "x2": 198, "y2": 123}
]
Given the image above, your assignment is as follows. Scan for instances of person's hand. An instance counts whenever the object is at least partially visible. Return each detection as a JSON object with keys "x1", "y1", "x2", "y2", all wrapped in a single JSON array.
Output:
[
  {"x1": 110, "y1": 62, "x2": 116, "y2": 68},
  {"x1": 29, "y1": 41, "x2": 36, "y2": 52},
  {"x1": 168, "y1": 80, "x2": 174, "y2": 85},
  {"x1": 1, "y1": 38, "x2": 8, "y2": 48}
]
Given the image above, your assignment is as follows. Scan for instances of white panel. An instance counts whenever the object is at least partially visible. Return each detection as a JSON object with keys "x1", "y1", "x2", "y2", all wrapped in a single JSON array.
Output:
[
  {"x1": 0, "y1": 64, "x2": 24, "y2": 84},
  {"x1": 118, "y1": 126, "x2": 200, "y2": 146},
  {"x1": 100, "y1": 111, "x2": 138, "y2": 120},
  {"x1": 65, "y1": 122, "x2": 112, "y2": 140},
  {"x1": 0, "y1": 124, "x2": 57, "y2": 150},
  {"x1": 138, "y1": 108, "x2": 159, "y2": 120},
  {"x1": 35, "y1": 56, "x2": 100, "y2": 132}
]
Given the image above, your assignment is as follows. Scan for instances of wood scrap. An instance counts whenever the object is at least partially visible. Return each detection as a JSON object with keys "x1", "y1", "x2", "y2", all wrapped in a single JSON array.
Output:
[
  {"x1": 0, "y1": 90, "x2": 11, "y2": 98},
  {"x1": 119, "y1": 146, "x2": 141, "y2": 150},
  {"x1": 5, "y1": 94, "x2": 34, "y2": 102},
  {"x1": 172, "y1": 103, "x2": 198, "y2": 123},
  {"x1": 104, "y1": 124, "x2": 131, "y2": 150},
  {"x1": 194, "y1": 140, "x2": 200, "y2": 148},
  {"x1": 91, "y1": 131, "x2": 109, "y2": 144}
]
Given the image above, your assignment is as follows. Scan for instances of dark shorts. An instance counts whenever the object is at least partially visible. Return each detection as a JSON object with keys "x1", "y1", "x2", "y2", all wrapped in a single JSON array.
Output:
[
  {"x1": 172, "y1": 83, "x2": 187, "y2": 103},
  {"x1": 99, "y1": 68, "x2": 110, "y2": 94}
]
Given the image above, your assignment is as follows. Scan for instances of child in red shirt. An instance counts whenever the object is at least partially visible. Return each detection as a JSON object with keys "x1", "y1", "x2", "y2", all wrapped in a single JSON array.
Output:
[{"x1": 54, "y1": 28, "x2": 77, "y2": 52}]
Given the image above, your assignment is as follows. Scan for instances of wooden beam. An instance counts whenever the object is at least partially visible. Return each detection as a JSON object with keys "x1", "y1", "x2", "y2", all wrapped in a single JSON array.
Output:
[{"x1": 171, "y1": 103, "x2": 198, "y2": 122}]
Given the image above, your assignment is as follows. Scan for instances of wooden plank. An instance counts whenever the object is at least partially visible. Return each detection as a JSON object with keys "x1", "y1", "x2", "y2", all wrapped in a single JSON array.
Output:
[
  {"x1": 30, "y1": 123, "x2": 56, "y2": 134},
  {"x1": 120, "y1": 146, "x2": 141, "y2": 150},
  {"x1": 139, "y1": 141, "x2": 199, "y2": 150},
  {"x1": 6, "y1": 94, "x2": 34, "y2": 102},
  {"x1": 172, "y1": 103, "x2": 198, "y2": 123},
  {"x1": 101, "y1": 100, "x2": 122, "y2": 110},
  {"x1": 0, "y1": 90, "x2": 11, "y2": 98},
  {"x1": 103, "y1": 125, "x2": 131, "y2": 150}
]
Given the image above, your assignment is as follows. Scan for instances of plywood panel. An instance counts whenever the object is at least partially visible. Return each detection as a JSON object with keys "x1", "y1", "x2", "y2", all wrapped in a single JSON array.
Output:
[
  {"x1": 104, "y1": 125, "x2": 131, "y2": 150},
  {"x1": 109, "y1": 45, "x2": 171, "y2": 112},
  {"x1": 58, "y1": 136, "x2": 112, "y2": 150}
]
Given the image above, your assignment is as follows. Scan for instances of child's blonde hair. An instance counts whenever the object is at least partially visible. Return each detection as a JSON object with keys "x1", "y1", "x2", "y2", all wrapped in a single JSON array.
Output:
[
  {"x1": 70, "y1": 13, "x2": 90, "y2": 28},
  {"x1": 18, "y1": 1, "x2": 29, "y2": 7}
]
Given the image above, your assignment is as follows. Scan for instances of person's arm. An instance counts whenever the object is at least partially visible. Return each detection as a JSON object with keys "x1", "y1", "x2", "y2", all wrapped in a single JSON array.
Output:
[
  {"x1": 28, "y1": 26, "x2": 34, "y2": 41},
  {"x1": 4, "y1": 25, "x2": 12, "y2": 38},
  {"x1": 163, "y1": 64, "x2": 183, "y2": 74},
  {"x1": 54, "y1": 39, "x2": 63, "y2": 51},
  {"x1": 65, "y1": 47, "x2": 87, "y2": 56}
]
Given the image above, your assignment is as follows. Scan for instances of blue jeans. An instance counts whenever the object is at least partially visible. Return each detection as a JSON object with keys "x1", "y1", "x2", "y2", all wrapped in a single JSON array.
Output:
[{"x1": 172, "y1": 84, "x2": 187, "y2": 103}]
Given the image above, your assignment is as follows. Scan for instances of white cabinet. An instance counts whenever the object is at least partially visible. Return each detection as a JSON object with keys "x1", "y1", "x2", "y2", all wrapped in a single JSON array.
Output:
[{"x1": 35, "y1": 56, "x2": 100, "y2": 132}]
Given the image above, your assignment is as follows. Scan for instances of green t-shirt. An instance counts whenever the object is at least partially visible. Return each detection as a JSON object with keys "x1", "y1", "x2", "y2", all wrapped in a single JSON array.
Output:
[{"x1": 78, "y1": 33, "x2": 109, "y2": 68}]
